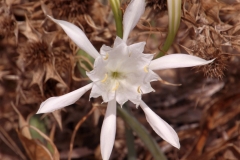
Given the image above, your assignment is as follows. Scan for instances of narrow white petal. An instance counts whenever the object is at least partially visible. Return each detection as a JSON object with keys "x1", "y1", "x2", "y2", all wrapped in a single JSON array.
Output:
[
  {"x1": 37, "y1": 83, "x2": 93, "y2": 114},
  {"x1": 140, "y1": 101, "x2": 180, "y2": 149},
  {"x1": 149, "y1": 54, "x2": 214, "y2": 70},
  {"x1": 100, "y1": 99, "x2": 117, "y2": 160},
  {"x1": 48, "y1": 16, "x2": 99, "y2": 59},
  {"x1": 122, "y1": 0, "x2": 145, "y2": 42}
]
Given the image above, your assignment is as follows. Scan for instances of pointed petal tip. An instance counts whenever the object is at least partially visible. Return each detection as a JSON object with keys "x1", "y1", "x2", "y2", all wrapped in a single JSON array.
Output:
[
  {"x1": 35, "y1": 83, "x2": 93, "y2": 115},
  {"x1": 207, "y1": 58, "x2": 215, "y2": 64},
  {"x1": 140, "y1": 101, "x2": 181, "y2": 149},
  {"x1": 100, "y1": 99, "x2": 117, "y2": 160},
  {"x1": 171, "y1": 140, "x2": 180, "y2": 149},
  {"x1": 176, "y1": 143, "x2": 180, "y2": 149},
  {"x1": 122, "y1": 0, "x2": 146, "y2": 42},
  {"x1": 150, "y1": 54, "x2": 215, "y2": 70},
  {"x1": 36, "y1": 111, "x2": 41, "y2": 114},
  {"x1": 36, "y1": 99, "x2": 56, "y2": 114},
  {"x1": 36, "y1": 110, "x2": 49, "y2": 114},
  {"x1": 36, "y1": 109, "x2": 43, "y2": 114},
  {"x1": 46, "y1": 15, "x2": 99, "y2": 59}
]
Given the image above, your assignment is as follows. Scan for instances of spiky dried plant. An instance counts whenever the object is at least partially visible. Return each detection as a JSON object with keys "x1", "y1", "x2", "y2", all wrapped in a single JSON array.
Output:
[
  {"x1": 146, "y1": 0, "x2": 167, "y2": 11},
  {"x1": 179, "y1": 0, "x2": 238, "y2": 79},
  {"x1": 50, "y1": 0, "x2": 95, "y2": 19},
  {"x1": 17, "y1": 16, "x2": 70, "y2": 98}
]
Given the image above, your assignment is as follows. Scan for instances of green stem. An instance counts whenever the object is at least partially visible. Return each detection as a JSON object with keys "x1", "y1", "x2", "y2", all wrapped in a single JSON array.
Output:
[
  {"x1": 125, "y1": 126, "x2": 136, "y2": 160},
  {"x1": 117, "y1": 107, "x2": 168, "y2": 160},
  {"x1": 123, "y1": 105, "x2": 136, "y2": 160},
  {"x1": 157, "y1": 0, "x2": 181, "y2": 58},
  {"x1": 110, "y1": 0, "x2": 123, "y2": 38}
]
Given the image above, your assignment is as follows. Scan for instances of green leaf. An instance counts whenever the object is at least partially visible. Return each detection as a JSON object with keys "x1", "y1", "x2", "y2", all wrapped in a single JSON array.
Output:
[
  {"x1": 157, "y1": 0, "x2": 182, "y2": 58},
  {"x1": 117, "y1": 107, "x2": 168, "y2": 160}
]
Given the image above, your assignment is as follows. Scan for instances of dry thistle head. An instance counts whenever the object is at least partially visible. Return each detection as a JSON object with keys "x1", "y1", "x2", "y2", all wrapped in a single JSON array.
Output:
[
  {"x1": 193, "y1": 44, "x2": 230, "y2": 79},
  {"x1": 17, "y1": 39, "x2": 70, "y2": 95},
  {"x1": 50, "y1": 0, "x2": 95, "y2": 19},
  {"x1": 180, "y1": 1, "x2": 235, "y2": 79},
  {"x1": 16, "y1": 16, "x2": 71, "y2": 95},
  {"x1": 18, "y1": 41, "x2": 51, "y2": 69},
  {"x1": 146, "y1": 0, "x2": 167, "y2": 11}
]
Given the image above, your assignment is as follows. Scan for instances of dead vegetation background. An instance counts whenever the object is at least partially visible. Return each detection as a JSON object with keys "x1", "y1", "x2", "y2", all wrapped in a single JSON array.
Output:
[{"x1": 1, "y1": 0, "x2": 240, "y2": 159}]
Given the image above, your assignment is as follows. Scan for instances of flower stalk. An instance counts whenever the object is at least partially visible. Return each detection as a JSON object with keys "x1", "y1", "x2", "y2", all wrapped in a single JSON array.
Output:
[
  {"x1": 157, "y1": 0, "x2": 182, "y2": 57},
  {"x1": 110, "y1": 0, "x2": 123, "y2": 38}
]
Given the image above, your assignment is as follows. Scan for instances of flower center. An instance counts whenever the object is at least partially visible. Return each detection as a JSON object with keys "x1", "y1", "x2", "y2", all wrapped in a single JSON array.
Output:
[{"x1": 110, "y1": 71, "x2": 122, "y2": 79}]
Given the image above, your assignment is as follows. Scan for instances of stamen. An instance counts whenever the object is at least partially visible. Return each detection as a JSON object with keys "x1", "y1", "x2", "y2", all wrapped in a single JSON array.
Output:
[
  {"x1": 103, "y1": 53, "x2": 109, "y2": 60},
  {"x1": 101, "y1": 74, "x2": 108, "y2": 83},
  {"x1": 159, "y1": 79, "x2": 182, "y2": 86},
  {"x1": 137, "y1": 86, "x2": 143, "y2": 93},
  {"x1": 144, "y1": 66, "x2": 149, "y2": 73},
  {"x1": 128, "y1": 52, "x2": 132, "y2": 57},
  {"x1": 113, "y1": 81, "x2": 119, "y2": 91}
]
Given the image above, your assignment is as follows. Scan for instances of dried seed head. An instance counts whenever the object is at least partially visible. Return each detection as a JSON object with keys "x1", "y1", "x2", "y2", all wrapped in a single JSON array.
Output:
[
  {"x1": 199, "y1": 54, "x2": 229, "y2": 79},
  {"x1": 51, "y1": 0, "x2": 95, "y2": 18},
  {"x1": 146, "y1": 0, "x2": 167, "y2": 11},
  {"x1": 52, "y1": 46, "x2": 73, "y2": 78},
  {"x1": 18, "y1": 41, "x2": 51, "y2": 69},
  {"x1": 190, "y1": 41, "x2": 229, "y2": 79},
  {"x1": 17, "y1": 40, "x2": 68, "y2": 95}
]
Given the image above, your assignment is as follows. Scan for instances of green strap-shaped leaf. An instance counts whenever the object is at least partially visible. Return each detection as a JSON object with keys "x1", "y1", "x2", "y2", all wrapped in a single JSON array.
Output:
[
  {"x1": 157, "y1": 0, "x2": 182, "y2": 57},
  {"x1": 117, "y1": 107, "x2": 168, "y2": 160}
]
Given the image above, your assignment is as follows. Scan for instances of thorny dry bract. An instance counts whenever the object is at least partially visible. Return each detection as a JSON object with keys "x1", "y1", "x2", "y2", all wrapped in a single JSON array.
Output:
[{"x1": 1, "y1": 0, "x2": 240, "y2": 159}]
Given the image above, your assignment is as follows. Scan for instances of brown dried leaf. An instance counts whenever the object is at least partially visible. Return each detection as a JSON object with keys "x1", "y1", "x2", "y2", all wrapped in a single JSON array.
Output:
[
  {"x1": 84, "y1": 14, "x2": 98, "y2": 30},
  {"x1": 41, "y1": 1, "x2": 53, "y2": 17},
  {"x1": 45, "y1": 63, "x2": 67, "y2": 88},
  {"x1": 0, "y1": 126, "x2": 26, "y2": 160},
  {"x1": 60, "y1": 147, "x2": 93, "y2": 159},
  {"x1": 215, "y1": 23, "x2": 233, "y2": 32},
  {"x1": 17, "y1": 130, "x2": 53, "y2": 160},
  {"x1": 18, "y1": 15, "x2": 41, "y2": 42},
  {"x1": 30, "y1": 68, "x2": 45, "y2": 95},
  {"x1": 11, "y1": 102, "x2": 31, "y2": 139},
  {"x1": 29, "y1": 126, "x2": 60, "y2": 160}
]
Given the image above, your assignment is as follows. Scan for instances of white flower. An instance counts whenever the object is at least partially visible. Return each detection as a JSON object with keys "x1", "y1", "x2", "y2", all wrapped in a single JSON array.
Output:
[{"x1": 37, "y1": 0, "x2": 214, "y2": 159}]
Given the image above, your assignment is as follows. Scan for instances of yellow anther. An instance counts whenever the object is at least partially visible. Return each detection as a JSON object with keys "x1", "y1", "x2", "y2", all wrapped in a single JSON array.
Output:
[
  {"x1": 113, "y1": 82, "x2": 119, "y2": 91},
  {"x1": 144, "y1": 66, "x2": 149, "y2": 73},
  {"x1": 137, "y1": 86, "x2": 143, "y2": 94},
  {"x1": 101, "y1": 74, "x2": 108, "y2": 83},
  {"x1": 103, "y1": 53, "x2": 109, "y2": 60}
]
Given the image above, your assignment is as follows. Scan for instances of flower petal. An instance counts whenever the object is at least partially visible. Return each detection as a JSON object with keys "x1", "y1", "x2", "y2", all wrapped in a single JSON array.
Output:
[
  {"x1": 149, "y1": 54, "x2": 214, "y2": 70},
  {"x1": 128, "y1": 41, "x2": 146, "y2": 53},
  {"x1": 37, "y1": 83, "x2": 93, "y2": 114},
  {"x1": 90, "y1": 81, "x2": 115, "y2": 103},
  {"x1": 122, "y1": 0, "x2": 145, "y2": 42},
  {"x1": 100, "y1": 99, "x2": 117, "y2": 160},
  {"x1": 140, "y1": 101, "x2": 180, "y2": 149},
  {"x1": 48, "y1": 16, "x2": 99, "y2": 59}
]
